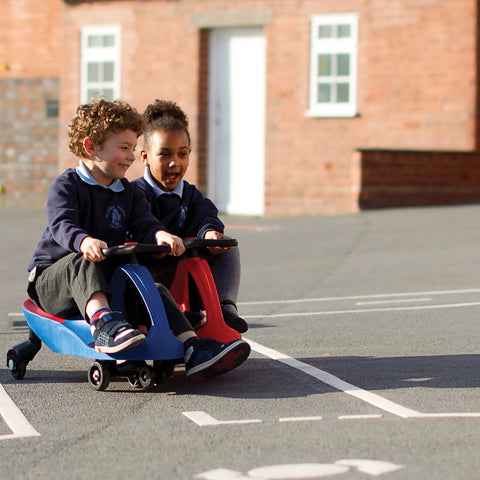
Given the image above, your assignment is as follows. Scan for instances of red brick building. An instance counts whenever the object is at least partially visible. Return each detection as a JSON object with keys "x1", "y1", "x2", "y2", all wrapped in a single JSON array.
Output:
[
  {"x1": 0, "y1": 0, "x2": 62, "y2": 205},
  {"x1": 2, "y1": 0, "x2": 480, "y2": 215}
]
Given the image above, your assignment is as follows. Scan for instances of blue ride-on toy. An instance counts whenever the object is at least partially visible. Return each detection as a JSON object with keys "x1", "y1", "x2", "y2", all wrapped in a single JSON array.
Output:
[{"x1": 6, "y1": 239, "x2": 241, "y2": 390}]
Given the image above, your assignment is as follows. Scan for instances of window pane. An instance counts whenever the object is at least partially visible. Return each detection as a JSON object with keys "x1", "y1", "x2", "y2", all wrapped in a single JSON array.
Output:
[
  {"x1": 337, "y1": 24, "x2": 351, "y2": 38},
  {"x1": 318, "y1": 25, "x2": 332, "y2": 39},
  {"x1": 87, "y1": 89, "x2": 99, "y2": 102},
  {"x1": 102, "y1": 88, "x2": 114, "y2": 101},
  {"x1": 88, "y1": 35, "x2": 102, "y2": 48},
  {"x1": 337, "y1": 54, "x2": 350, "y2": 76},
  {"x1": 317, "y1": 83, "x2": 331, "y2": 103},
  {"x1": 46, "y1": 100, "x2": 59, "y2": 118},
  {"x1": 336, "y1": 83, "x2": 349, "y2": 102},
  {"x1": 103, "y1": 62, "x2": 114, "y2": 82},
  {"x1": 103, "y1": 35, "x2": 115, "y2": 47},
  {"x1": 87, "y1": 63, "x2": 99, "y2": 82},
  {"x1": 317, "y1": 54, "x2": 331, "y2": 76}
]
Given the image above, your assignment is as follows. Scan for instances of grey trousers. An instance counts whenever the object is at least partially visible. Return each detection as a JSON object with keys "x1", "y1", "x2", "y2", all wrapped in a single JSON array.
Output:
[{"x1": 28, "y1": 252, "x2": 192, "y2": 335}]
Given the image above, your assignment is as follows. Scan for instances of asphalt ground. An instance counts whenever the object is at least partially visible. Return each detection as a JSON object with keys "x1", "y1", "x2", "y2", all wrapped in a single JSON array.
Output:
[{"x1": 1, "y1": 204, "x2": 480, "y2": 479}]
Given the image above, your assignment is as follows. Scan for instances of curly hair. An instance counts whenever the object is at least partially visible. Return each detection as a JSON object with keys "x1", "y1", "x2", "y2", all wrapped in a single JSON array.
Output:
[
  {"x1": 143, "y1": 99, "x2": 190, "y2": 150},
  {"x1": 68, "y1": 99, "x2": 145, "y2": 159}
]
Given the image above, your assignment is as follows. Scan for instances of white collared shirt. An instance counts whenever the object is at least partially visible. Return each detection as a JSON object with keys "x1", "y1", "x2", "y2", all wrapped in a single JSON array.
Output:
[
  {"x1": 144, "y1": 166, "x2": 184, "y2": 198},
  {"x1": 76, "y1": 161, "x2": 125, "y2": 192}
]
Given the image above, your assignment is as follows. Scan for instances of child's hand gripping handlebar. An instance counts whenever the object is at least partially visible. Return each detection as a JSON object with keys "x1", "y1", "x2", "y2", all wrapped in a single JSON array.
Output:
[{"x1": 102, "y1": 238, "x2": 238, "y2": 259}]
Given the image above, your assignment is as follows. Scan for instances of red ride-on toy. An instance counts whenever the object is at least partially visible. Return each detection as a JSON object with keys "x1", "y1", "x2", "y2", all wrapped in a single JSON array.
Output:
[{"x1": 6, "y1": 238, "x2": 242, "y2": 390}]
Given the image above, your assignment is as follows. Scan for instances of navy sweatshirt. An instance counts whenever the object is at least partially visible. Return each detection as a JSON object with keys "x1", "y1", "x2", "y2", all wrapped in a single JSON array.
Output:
[
  {"x1": 133, "y1": 178, "x2": 224, "y2": 239},
  {"x1": 28, "y1": 169, "x2": 166, "y2": 271}
]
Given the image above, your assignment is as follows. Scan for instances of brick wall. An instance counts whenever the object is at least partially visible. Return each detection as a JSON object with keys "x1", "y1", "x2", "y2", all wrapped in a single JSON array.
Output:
[
  {"x1": 0, "y1": 0, "x2": 62, "y2": 77},
  {"x1": 0, "y1": 0, "x2": 62, "y2": 207},
  {"x1": 1, "y1": 0, "x2": 478, "y2": 214},
  {"x1": 359, "y1": 149, "x2": 480, "y2": 209},
  {"x1": 0, "y1": 78, "x2": 60, "y2": 206}
]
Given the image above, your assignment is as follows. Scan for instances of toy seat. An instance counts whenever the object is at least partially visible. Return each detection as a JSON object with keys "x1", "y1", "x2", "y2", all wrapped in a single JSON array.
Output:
[
  {"x1": 169, "y1": 255, "x2": 241, "y2": 344},
  {"x1": 19, "y1": 263, "x2": 185, "y2": 362}
]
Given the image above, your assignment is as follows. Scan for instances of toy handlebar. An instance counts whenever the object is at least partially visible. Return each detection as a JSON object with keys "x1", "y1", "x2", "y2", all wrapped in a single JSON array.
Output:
[
  {"x1": 183, "y1": 238, "x2": 238, "y2": 249},
  {"x1": 102, "y1": 238, "x2": 238, "y2": 257},
  {"x1": 102, "y1": 243, "x2": 171, "y2": 256}
]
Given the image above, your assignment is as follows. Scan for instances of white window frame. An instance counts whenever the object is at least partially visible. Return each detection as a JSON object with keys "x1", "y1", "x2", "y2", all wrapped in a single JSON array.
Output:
[
  {"x1": 80, "y1": 25, "x2": 122, "y2": 104},
  {"x1": 307, "y1": 13, "x2": 358, "y2": 118}
]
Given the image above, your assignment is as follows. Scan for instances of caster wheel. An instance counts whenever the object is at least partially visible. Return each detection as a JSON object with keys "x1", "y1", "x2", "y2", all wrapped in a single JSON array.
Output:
[
  {"x1": 138, "y1": 367, "x2": 153, "y2": 389},
  {"x1": 7, "y1": 357, "x2": 26, "y2": 380},
  {"x1": 153, "y1": 360, "x2": 175, "y2": 385},
  {"x1": 88, "y1": 361, "x2": 110, "y2": 391},
  {"x1": 128, "y1": 367, "x2": 153, "y2": 389},
  {"x1": 127, "y1": 372, "x2": 141, "y2": 388},
  {"x1": 7, "y1": 351, "x2": 27, "y2": 380}
]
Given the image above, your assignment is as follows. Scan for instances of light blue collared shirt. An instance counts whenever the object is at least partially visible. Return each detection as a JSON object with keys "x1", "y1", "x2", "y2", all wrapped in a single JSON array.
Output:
[
  {"x1": 144, "y1": 166, "x2": 184, "y2": 198},
  {"x1": 76, "y1": 161, "x2": 125, "y2": 192}
]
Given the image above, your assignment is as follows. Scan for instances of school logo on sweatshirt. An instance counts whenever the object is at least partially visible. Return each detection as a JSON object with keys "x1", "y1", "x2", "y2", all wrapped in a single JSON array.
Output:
[
  {"x1": 106, "y1": 206, "x2": 126, "y2": 229},
  {"x1": 179, "y1": 205, "x2": 187, "y2": 228}
]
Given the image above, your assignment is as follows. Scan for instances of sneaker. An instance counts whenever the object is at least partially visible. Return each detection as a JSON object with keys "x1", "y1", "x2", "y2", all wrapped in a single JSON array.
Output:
[
  {"x1": 91, "y1": 312, "x2": 146, "y2": 353},
  {"x1": 184, "y1": 337, "x2": 250, "y2": 382},
  {"x1": 221, "y1": 302, "x2": 248, "y2": 333}
]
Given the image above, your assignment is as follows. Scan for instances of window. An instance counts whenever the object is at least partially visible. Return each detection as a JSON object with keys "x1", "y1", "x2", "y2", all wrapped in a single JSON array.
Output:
[
  {"x1": 308, "y1": 14, "x2": 358, "y2": 117},
  {"x1": 46, "y1": 100, "x2": 59, "y2": 118},
  {"x1": 80, "y1": 26, "x2": 121, "y2": 103}
]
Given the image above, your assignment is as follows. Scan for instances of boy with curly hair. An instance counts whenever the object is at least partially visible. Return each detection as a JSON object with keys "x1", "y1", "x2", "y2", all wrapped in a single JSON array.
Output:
[{"x1": 27, "y1": 99, "x2": 250, "y2": 380}]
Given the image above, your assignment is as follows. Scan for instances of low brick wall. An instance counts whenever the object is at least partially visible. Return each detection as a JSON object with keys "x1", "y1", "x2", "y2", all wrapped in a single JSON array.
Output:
[{"x1": 358, "y1": 149, "x2": 480, "y2": 209}]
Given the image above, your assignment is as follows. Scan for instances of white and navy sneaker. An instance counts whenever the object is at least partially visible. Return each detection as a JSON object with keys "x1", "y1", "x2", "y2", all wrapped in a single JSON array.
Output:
[
  {"x1": 91, "y1": 312, "x2": 146, "y2": 353},
  {"x1": 184, "y1": 337, "x2": 250, "y2": 382}
]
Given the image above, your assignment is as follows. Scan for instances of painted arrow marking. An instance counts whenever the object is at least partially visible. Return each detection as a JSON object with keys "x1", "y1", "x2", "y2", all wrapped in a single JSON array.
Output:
[{"x1": 194, "y1": 459, "x2": 405, "y2": 479}]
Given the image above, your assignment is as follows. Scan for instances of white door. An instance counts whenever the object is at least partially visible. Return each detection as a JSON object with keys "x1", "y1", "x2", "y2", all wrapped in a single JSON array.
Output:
[{"x1": 207, "y1": 28, "x2": 266, "y2": 216}]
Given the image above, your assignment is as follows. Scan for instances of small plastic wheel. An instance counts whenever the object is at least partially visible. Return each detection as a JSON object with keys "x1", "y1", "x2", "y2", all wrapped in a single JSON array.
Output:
[
  {"x1": 137, "y1": 367, "x2": 153, "y2": 389},
  {"x1": 8, "y1": 356, "x2": 26, "y2": 380},
  {"x1": 127, "y1": 373, "x2": 141, "y2": 388},
  {"x1": 88, "y1": 361, "x2": 110, "y2": 391}
]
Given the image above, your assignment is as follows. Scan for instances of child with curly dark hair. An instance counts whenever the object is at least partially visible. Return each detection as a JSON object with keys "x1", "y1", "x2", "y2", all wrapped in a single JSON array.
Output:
[
  {"x1": 134, "y1": 99, "x2": 248, "y2": 333},
  {"x1": 27, "y1": 99, "x2": 250, "y2": 380}
]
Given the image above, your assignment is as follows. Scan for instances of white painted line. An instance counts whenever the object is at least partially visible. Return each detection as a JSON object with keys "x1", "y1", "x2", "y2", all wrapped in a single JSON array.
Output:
[
  {"x1": 246, "y1": 339, "x2": 423, "y2": 419},
  {"x1": 183, "y1": 411, "x2": 262, "y2": 426},
  {"x1": 339, "y1": 414, "x2": 383, "y2": 420},
  {"x1": 0, "y1": 384, "x2": 40, "y2": 441},
  {"x1": 247, "y1": 339, "x2": 480, "y2": 421},
  {"x1": 248, "y1": 463, "x2": 349, "y2": 478},
  {"x1": 418, "y1": 413, "x2": 480, "y2": 418},
  {"x1": 243, "y1": 301, "x2": 480, "y2": 319},
  {"x1": 356, "y1": 298, "x2": 431, "y2": 306},
  {"x1": 404, "y1": 377, "x2": 434, "y2": 382},
  {"x1": 279, "y1": 416, "x2": 323, "y2": 423},
  {"x1": 238, "y1": 288, "x2": 480, "y2": 306}
]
